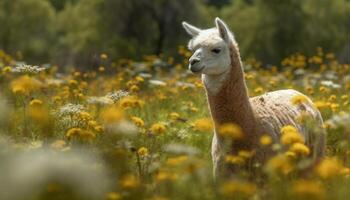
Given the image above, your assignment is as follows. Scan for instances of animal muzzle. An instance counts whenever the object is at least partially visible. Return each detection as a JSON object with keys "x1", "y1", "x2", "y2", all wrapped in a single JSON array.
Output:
[{"x1": 189, "y1": 58, "x2": 204, "y2": 73}]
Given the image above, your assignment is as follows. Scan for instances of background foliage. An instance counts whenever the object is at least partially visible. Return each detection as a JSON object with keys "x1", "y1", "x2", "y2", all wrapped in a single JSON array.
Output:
[{"x1": 2, "y1": 0, "x2": 350, "y2": 67}]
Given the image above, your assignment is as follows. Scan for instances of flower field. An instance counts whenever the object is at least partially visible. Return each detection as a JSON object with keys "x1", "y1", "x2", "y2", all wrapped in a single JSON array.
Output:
[{"x1": 0, "y1": 47, "x2": 350, "y2": 200}]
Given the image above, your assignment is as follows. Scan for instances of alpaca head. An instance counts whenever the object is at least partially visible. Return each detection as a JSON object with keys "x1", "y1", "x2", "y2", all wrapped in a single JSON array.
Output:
[{"x1": 182, "y1": 18, "x2": 234, "y2": 75}]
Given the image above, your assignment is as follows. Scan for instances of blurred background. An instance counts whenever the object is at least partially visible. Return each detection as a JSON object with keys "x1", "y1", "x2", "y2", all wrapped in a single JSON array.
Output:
[{"x1": 2, "y1": 0, "x2": 350, "y2": 68}]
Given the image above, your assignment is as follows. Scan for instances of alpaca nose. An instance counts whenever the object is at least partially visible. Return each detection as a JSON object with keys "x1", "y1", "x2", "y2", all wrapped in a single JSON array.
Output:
[{"x1": 190, "y1": 58, "x2": 200, "y2": 66}]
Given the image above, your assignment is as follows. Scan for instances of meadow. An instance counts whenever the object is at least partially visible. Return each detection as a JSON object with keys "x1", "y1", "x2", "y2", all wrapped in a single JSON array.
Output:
[{"x1": 0, "y1": 47, "x2": 350, "y2": 200}]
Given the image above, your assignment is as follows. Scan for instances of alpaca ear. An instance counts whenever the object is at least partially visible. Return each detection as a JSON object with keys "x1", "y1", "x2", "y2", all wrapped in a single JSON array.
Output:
[
  {"x1": 215, "y1": 17, "x2": 230, "y2": 42},
  {"x1": 182, "y1": 21, "x2": 201, "y2": 37}
]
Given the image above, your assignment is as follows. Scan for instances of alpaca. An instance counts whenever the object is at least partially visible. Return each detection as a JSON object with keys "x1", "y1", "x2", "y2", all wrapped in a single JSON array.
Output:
[{"x1": 182, "y1": 18, "x2": 326, "y2": 178}]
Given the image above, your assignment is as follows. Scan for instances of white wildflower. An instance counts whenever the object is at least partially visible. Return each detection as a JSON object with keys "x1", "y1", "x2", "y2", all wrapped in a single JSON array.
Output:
[
  {"x1": 105, "y1": 120, "x2": 138, "y2": 137},
  {"x1": 320, "y1": 80, "x2": 341, "y2": 89},
  {"x1": 87, "y1": 96, "x2": 113, "y2": 106},
  {"x1": 175, "y1": 81, "x2": 195, "y2": 88},
  {"x1": 325, "y1": 112, "x2": 350, "y2": 129},
  {"x1": 0, "y1": 147, "x2": 111, "y2": 200},
  {"x1": 57, "y1": 103, "x2": 85, "y2": 117},
  {"x1": 138, "y1": 73, "x2": 152, "y2": 78},
  {"x1": 46, "y1": 78, "x2": 64, "y2": 86},
  {"x1": 149, "y1": 79, "x2": 166, "y2": 86},
  {"x1": 106, "y1": 90, "x2": 129, "y2": 103},
  {"x1": 12, "y1": 64, "x2": 46, "y2": 74},
  {"x1": 164, "y1": 143, "x2": 199, "y2": 155}
]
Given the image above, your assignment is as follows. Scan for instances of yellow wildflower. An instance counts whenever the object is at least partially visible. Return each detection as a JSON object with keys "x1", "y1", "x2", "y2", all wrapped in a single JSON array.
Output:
[
  {"x1": 260, "y1": 135, "x2": 272, "y2": 146},
  {"x1": 106, "y1": 192, "x2": 121, "y2": 200},
  {"x1": 66, "y1": 128, "x2": 95, "y2": 141},
  {"x1": 316, "y1": 157, "x2": 343, "y2": 179},
  {"x1": 292, "y1": 180, "x2": 324, "y2": 200},
  {"x1": 254, "y1": 87, "x2": 263, "y2": 94},
  {"x1": 290, "y1": 143, "x2": 310, "y2": 156},
  {"x1": 100, "y1": 106, "x2": 124, "y2": 124},
  {"x1": 120, "y1": 174, "x2": 140, "y2": 189},
  {"x1": 131, "y1": 116, "x2": 144, "y2": 127},
  {"x1": 29, "y1": 99, "x2": 43, "y2": 107},
  {"x1": 78, "y1": 111, "x2": 92, "y2": 122},
  {"x1": 169, "y1": 112, "x2": 180, "y2": 120},
  {"x1": 225, "y1": 155, "x2": 245, "y2": 165},
  {"x1": 238, "y1": 150, "x2": 255, "y2": 159},
  {"x1": 150, "y1": 123, "x2": 166, "y2": 135},
  {"x1": 10, "y1": 75, "x2": 41, "y2": 95},
  {"x1": 280, "y1": 125, "x2": 304, "y2": 145},
  {"x1": 100, "y1": 53, "x2": 108, "y2": 59},
  {"x1": 218, "y1": 123, "x2": 243, "y2": 139},
  {"x1": 265, "y1": 154, "x2": 294, "y2": 176},
  {"x1": 155, "y1": 171, "x2": 178, "y2": 182},
  {"x1": 192, "y1": 118, "x2": 213, "y2": 132},
  {"x1": 166, "y1": 155, "x2": 188, "y2": 166},
  {"x1": 220, "y1": 180, "x2": 257, "y2": 197},
  {"x1": 291, "y1": 94, "x2": 308, "y2": 105},
  {"x1": 137, "y1": 147, "x2": 149, "y2": 156},
  {"x1": 129, "y1": 84, "x2": 139, "y2": 93}
]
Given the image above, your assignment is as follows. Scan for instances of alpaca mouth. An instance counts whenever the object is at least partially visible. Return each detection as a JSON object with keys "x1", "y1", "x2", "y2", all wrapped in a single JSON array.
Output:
[{"x1": 190, "y1": 65, "x2": 205, "y2": 73}]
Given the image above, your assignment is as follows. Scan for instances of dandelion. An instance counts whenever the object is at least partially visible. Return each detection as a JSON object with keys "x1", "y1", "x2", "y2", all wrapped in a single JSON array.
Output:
[
  {"x1": 29, "y1": 99, "x2": 43, "y2": 107},
  {"x1": 166, "y1": 155, "x2": 188, "y2": 166},
  {"x1": 119, "y1": 96, "x2": 144, "y2": 109},
  {"x1": 292, "y1": 180, "x2": 324, "y2": 200},
  {"x1": 265, "y1": 154, "x2": 294, "y2": 176},
  {"x1": 100, "y1": 53, "x2": 108, "y2": 59},
  {"x1": 291, "y1": 94, "x2": 308, "y2": 105},
  {"x1": 120, "y1": 174, "x2": 140, "y2": 189},
  {"x1": 280, "y1": 125, "x2": 305, "y2": 145},
  {"x1": 218, "y1": 123, "x2": 243, "y2": 139},
  {"x1": 254, "y1": 87, "x2": 263, "y2": 93},
  {"x1": 220, "y1": 180, "x2": 257, "y2": 197},
  {"x1": 260, "y1": 135, "x2": 272, "y2": 146},
  {"x1": 2, "y1": 66, "x2": 12, "y2": 73},
  {"x1": 238, "y1": 150, "x2": 255, "y2": 159},
  {"x1": 129, "y1": 84, "x2": 139, "y2": 93},
  {"x1": 77, "y1": 111, "x2": 92, "y2": 122},
  {"x1": 65, "y1": 128, "x2": 95, "y2": 141},
  {"x1": 192, "y1": 118, "x2": 213, "y2": 132},
  {"x1": 131, "y1": 116, "x2": 144, "y2": 127},
  {"x1": 137, "y1": 147, "x2": 149, "y2": 156},
  {"x1": 105, "y1": 192, "x2": 121, "y2": 200},
  {"x1": 150, "y1": 123, "x2": 166, "y2": 135},
  {"x1": 100, "y1": 106, "x2": 124, "y2": 124},
  {"x1": 10, "y1": 75, "x2": 42, "y2": 95},
  {"x1": 290, "y1": 143, "x2": 310, "y2": 156},
  {"x1": 316, "y1": 157, "x2": 344, "y2": 179},
  {"x1": 155, "y1": 171, "x2": 178, "y2": 182},
  {"x1": 169, "y1": 112, "x2": 180, "y2": 120},
  {"x1": 225, "y1": 155, "x2": 245, "y2": 165}
]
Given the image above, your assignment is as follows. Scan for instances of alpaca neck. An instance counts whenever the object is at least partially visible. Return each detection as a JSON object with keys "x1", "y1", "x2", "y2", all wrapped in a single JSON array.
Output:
[{"x1": 203, "y1": 43, "x2": 257, "y2": 144}]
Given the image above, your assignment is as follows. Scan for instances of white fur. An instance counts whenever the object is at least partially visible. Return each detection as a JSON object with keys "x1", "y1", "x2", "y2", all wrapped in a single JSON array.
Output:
[{"x1": 202, "y1": 73, "x2": 230, "y2": 95}]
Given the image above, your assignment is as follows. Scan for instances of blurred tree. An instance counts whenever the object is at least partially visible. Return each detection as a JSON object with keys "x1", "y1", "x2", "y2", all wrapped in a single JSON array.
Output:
[
  {"x1": 303, "y1": 0, "x2": 350, "y2": 62},
  {"x1": 222, "y1": 0, "x2": 306, "y2": 64},
  {"x1": 205, "y1": 0, "x2": 231, "y2": 9},
  {"x1": 0, "y1": 0, "x2": 55, "y2": 63},
  {"x1": 48, "y1": 0, "x2": 78, "y2": 11},
  {"x1": 97, "y1": 0, "x2": 208, "y2": 58},
  {"x1": 53, "y1": 0, "x2": 211, "y2": 67},
  {"x1": 54, "y1": 0, "x2": 99, "y2": 67}
]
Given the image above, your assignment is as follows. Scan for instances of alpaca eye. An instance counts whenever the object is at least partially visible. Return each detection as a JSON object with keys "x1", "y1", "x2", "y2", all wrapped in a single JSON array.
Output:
[{"x1": 211, "y1": 48, "x2": 221, "y2": 54}]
